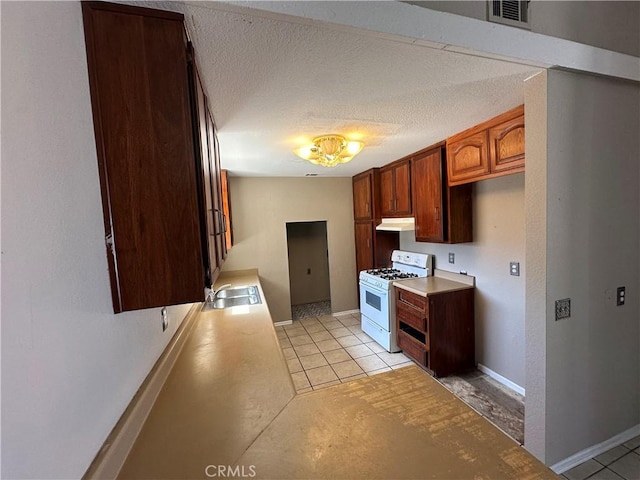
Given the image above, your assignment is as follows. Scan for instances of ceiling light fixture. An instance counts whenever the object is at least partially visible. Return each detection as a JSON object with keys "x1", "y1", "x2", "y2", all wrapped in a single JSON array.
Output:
[{"x1": 294, "y1": 135, "x2": 364, "y2": 168}]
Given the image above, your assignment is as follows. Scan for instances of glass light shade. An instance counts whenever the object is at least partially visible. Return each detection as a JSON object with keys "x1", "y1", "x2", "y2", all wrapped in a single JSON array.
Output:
[{"x1": 293, "y1": 135, "x2": 364, "y2": 168}]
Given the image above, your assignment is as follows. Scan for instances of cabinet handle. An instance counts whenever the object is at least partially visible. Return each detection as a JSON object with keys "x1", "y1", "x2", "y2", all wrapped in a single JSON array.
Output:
[
  {"x1": 394, "y1": 198, "x2": 397, "y2": 211},
  {"x1": 434, "y1": 206, "x2": 440, "y2": 221},
  {"x1": 367, "y1": 238, "x2": 371, "y2": 248},
  {"x1": 365, "y1": 202, "x2": 369, "y2": 213}
]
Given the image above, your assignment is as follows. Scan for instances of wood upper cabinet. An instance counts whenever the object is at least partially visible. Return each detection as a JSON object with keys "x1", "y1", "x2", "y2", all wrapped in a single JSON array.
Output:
[
  {"x1": 489, "y1": 113, "x2": 525, "y2": 174},
  {"x1": 353, "y1": 170, "x2": 376, "y2": 221},
  {"x1": 447, "y1": 105, "x2": 524, "y2": 186},
  {"x1": 412, "y1": 145, "x2": 472, "y2": 244},
  {"x1": 83, "y1": 2, "x2": 205, "y2": 313},
  {"x1": 446, "y1": 131, "x2": 490, "y2": 184},
  {"x1": 380, "y1": 159, "x2": 411, "y2": 217}
]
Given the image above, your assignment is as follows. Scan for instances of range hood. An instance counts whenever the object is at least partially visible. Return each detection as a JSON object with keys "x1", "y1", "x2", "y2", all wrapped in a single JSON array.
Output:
[{"x1": 375, "y1": 217, "x2": 415, "y2": 232}]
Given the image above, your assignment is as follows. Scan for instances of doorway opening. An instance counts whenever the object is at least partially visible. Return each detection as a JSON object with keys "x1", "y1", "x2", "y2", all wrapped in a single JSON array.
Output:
[{"x1": 286, "y1": 221, "x2": 331, "y2": 320}]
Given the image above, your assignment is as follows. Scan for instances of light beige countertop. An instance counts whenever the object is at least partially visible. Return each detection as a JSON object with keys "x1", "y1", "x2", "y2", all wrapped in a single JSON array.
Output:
[
  {"x1": 115, "y1": 269, "x2": 557, "y2": 480},
  {"x1": 117, "y1": 269, "x2": 295, "y2": 479},
  {"x1": 393, "y1": 273, "x2": 474, "y2": 297}
]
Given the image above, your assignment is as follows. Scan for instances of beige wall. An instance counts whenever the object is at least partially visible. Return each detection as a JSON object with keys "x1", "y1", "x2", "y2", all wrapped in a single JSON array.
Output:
[
  {"x1": 223, "y1": 177, "x2": 357, "y2": 322},
  {"x1": 401, "y1": 173, "x2": 526, "y2": 388},
  {"x1": 287, "y1": 222, "x2": 331, "y2": 305}
]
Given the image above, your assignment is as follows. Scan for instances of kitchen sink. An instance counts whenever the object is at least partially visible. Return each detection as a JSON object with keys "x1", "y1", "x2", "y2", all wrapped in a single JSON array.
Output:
[
  {"x1": 214, "y1": 285, "x2": 259, "y2": 299},
  {"x1": 203, "y1": 285, "x2": 262, "y2": 310},
  {"x1": 212, "y1": 295, "x2": 261, "y2": 309}
]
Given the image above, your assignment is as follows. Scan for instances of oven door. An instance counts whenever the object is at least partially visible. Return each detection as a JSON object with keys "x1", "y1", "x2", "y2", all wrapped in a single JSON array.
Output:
[{"x1": 359, "y1": 282, "x2": 390, "y2": 331}]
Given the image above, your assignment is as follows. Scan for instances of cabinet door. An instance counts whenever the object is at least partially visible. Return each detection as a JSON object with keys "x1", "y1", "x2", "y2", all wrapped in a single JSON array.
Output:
[
  {"x1": 207, "y1": 111, "x2": 227, "y2": 269},
  {"x1": 412, "y1": 150, "x2": 445, "y2": 242},
  {"x1": 221, "y1": 169, "x2": 233, "y2": 249},
  {"x1": 190, "y1": 65, "x2": 218, "y2": 287},
  {"x1": 393, "y1": 160, "x2": 412, "y2": 215},
  {"x1": 379, "y1": 168, "x2": 395, "y2": 216},
  {"x1": 353, "y1": 173, "x2": 372, "y2": 221},
  {"x1": 489, "y1": 114, "x2": 525, "y2": 174},
  {"x1": 446, "y1": 131, "x2": 489, "y2": 185},
  {"x1": 82, "y1": 2, "x2": 204, "y2": 312},
  {"x1": 355, "y1": 222, "x2": 374, "y2": 274}
]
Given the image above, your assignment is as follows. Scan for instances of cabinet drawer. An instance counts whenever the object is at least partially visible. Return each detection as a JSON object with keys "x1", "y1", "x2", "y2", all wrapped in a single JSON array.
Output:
[
  {"x1": 397, "y1": 288, "x2": 426, "y2": 310},
  {"x1": 398, "y1": 329, "x2": 427, "y2": 367},
  {"x1": 397, "y1": 302, "x2": 426, "y2": 331}
]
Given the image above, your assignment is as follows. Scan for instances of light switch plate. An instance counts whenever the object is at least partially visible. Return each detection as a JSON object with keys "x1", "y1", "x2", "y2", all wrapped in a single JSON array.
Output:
[{"x1": 555, "y1": 298, "x2": 571, "y2": 320}]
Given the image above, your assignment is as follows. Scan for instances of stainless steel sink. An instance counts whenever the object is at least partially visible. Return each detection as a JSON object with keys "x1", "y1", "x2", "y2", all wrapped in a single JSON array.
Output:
[
  {"x1": 214, "y1": 285, "x2": 259, "y2": 299},
  {"x1": 212, "y1": 295, "x2": 261, "y2": 309},
  {"x1": 203, "y1": 285, "x2": 262, "y2": 310}
]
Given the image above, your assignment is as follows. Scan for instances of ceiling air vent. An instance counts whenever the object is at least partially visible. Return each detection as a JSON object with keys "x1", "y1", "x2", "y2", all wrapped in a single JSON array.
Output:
[{"x1": 488, "y1": 0, "x2": 530, "y2": 29}]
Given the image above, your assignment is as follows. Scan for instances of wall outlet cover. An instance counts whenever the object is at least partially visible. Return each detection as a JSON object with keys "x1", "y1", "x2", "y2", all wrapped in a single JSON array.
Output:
[
  {"x1": 448, "y1": 252, "x2": 455, "y2": 264},
  {"x1": 617, "y1": 287, "x2": 625, "y2": 306},
  {"x1": 510, "y1": 261, "x2": 520, "y2": 276},
  {"x1": 555, "y1": 298, "x2": 571, "y2": 320},
  {"x1": 161, "y1": 307, "x2": 169, "y2": 332}
]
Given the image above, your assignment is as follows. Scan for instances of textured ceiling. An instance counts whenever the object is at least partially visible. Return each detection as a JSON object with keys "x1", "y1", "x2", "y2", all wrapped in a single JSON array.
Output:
[{"x1": 164, "y1": 1, "x2": 540, "y2": 177}]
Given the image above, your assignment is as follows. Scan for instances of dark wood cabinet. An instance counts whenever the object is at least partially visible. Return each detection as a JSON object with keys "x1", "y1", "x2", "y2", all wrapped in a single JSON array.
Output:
[
  {"x1": 380, "y1": 159, "x2": 411, "y2": 217},
  {"x1": 352, "y1": 169, "x2": 398, "y2": 279},
  {"x1": 447, "y1": 105, "x2": 525, "y2": 186},
  {"x1": 412, "y1": 144, "x2": 472, "y2": 244},
  {"x1": 188, "y1": 55, "x2": 225, "y2": 286},
  {"x1": 353, "y1": 172, "x2": 374, "y2": 221},
  {"x1": 354, "y1": 222, "x2": 374, "y2": 273},
  {"x1": 396, "y1": 286, "x2": 475, "y2": 377},
  {"x1": 83, "y1": 2, "x2": 227, "y2": 312}
]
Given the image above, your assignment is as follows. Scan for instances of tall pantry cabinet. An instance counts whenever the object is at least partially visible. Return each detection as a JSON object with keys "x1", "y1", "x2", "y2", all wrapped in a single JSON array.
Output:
[
  {"x1": 82, "y1": 2, "x2": 226, "y2": 313},
  {"x1": 352, "y1": 169, "x2": 399, "y2": 277}
]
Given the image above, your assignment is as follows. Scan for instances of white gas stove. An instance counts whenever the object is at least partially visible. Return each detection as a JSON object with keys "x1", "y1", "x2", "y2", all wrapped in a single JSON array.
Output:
[{"x1": 359, "y1": 250, "x2": 433, "y2": 352}]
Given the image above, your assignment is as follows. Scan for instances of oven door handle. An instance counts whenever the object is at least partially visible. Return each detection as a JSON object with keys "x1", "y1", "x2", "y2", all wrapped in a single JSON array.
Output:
[{"x1": 359, "y1": 282, "x2": 389, "y2": 297}]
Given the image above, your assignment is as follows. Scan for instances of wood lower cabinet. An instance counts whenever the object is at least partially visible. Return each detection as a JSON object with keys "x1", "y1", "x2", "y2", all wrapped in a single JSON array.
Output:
[
  {"x1": 412, "y1": 144, "x2": 472, "y2": 244},
  {"x1": 447, "y1": 105, "x2": 525, "y2": 186},
  {"x1": 380, "y1": 159, "x2": 411, "y2": 217},
  {"x1": 396, "y1": 286, "x2": 475, "y2": 377}
]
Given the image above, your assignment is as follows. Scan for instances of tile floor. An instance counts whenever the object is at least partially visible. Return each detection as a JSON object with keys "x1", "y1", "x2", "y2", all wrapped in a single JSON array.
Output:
[
  {"x1": 291, "y1": 300, "x2": 332, "y2": 320},
  {"x1": 276, "y1": 312, "x2": 412, "y2": 393},
  {"x1": 561, "y1": 436, "x2": 640, "y2": 480}
]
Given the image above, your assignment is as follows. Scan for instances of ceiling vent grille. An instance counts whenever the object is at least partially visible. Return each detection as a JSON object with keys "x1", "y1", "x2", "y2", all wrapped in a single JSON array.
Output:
[{"x1": 488, "y1": 0, "x2": 530, "y2": 29}]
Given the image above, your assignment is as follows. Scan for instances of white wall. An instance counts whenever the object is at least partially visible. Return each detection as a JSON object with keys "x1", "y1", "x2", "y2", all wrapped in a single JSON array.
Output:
[
  {"x1": 401, "y1": 173, "x2": 526, "y2": 387},
  {"x1": 1, "y1": 3, "x2": 194, "y2": 478},
  {"x1": 223, "y1": 177, "x2": 358, "y2": 322},
  {"x1": 542, "y1": 69, "x2": 639, "y2": 464}
]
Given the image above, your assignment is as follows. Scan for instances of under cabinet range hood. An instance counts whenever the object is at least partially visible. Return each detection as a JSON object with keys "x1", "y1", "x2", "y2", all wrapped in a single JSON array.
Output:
[{"x1": 375, "y1": 217, "x2": 415, "y2": 232}]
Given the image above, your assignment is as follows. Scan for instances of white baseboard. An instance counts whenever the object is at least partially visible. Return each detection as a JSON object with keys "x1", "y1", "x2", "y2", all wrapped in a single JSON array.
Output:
[
  {"x1": 477, "y1": 363, "x2": 525, "y2": 396},
  {"x1": 333, "y1": 309, "x2": 360, "y2": 316},
  {"x1": 82, "y1": 303, "x2": 201, "y2": 480},
  {"x1": 551, "y1": 424, "x2": 640, "y2": 474},
  {"x1": 273, "y1": 320, "x2": 293, "y2": 327}
]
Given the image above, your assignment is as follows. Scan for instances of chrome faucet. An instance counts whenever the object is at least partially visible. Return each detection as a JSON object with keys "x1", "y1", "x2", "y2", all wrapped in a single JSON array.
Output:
[{"x1": 207, "y1": 283, "x2": 232, "y2": 302}]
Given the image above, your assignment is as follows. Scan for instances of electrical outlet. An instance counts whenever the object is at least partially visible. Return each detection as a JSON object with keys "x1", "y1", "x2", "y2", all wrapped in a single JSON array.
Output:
[
  {"x1": 617, "y1": 287, "x2": 625, "y2": 306},
  {"x1": 555, "y1": 298, "x2": 571, "y2": 321},
  {"x1": 161, "y1": 307, "x2": 169, "y2": 332},
  {"x1": 510, "y1": 262, "x2": 520, "y2": 276},
  {"x1": 307, "y1": 268, "x2": 311, "y2": 275},
  {"x1": 448, "y1": 252, "x2": 455, "y2": 264}
]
